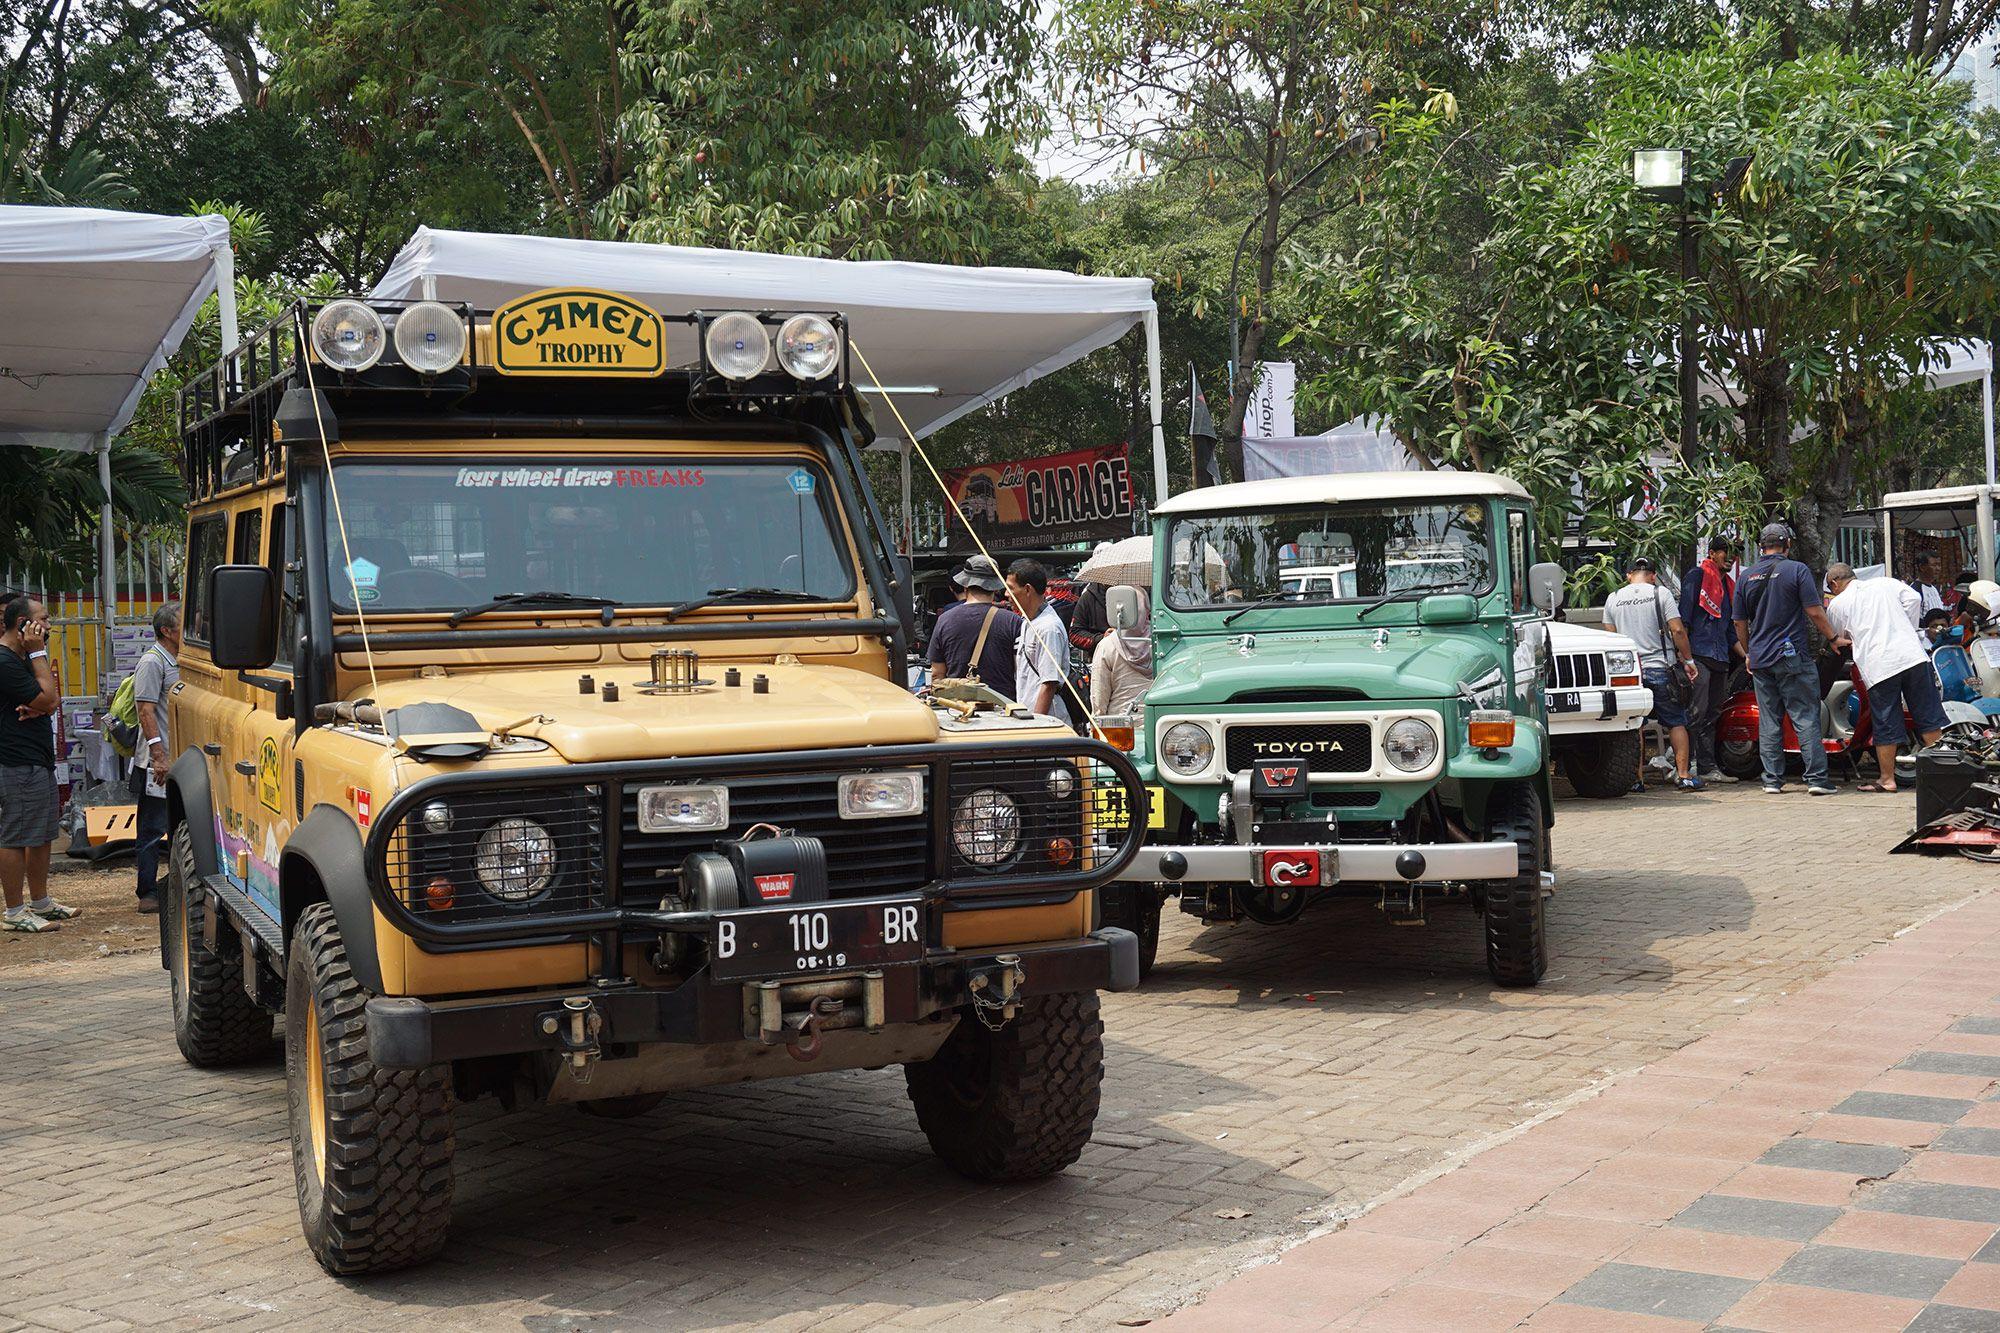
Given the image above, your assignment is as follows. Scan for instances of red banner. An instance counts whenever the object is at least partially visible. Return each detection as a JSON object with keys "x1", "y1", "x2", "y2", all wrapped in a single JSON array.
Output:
[{"x1": 942, "y1": 444, "x2": 1135, "y2": 549}]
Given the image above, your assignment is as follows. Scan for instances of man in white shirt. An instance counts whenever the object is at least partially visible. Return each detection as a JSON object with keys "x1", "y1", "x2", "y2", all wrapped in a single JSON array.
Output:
[
  {"x1": 1601, "y1": 557, "x2": 1700, "y2": 790},
  {"x1": 1825, "y1": 563, "x2": 1946, "y2": 793},
  {"x1": 1005, "y1": 559, "x2": 1073, "y2": 726},
  {"x1": 1911, "y1": 554, "x2": 1947, "y2": 614}
]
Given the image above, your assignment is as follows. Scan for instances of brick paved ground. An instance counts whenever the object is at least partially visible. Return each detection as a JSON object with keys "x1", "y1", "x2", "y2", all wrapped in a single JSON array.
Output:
[
  {"x1": 0, "y1": 785, "x2": 1989, "y2": 1331},
  {"x1": 1164, "y1": 880, "x2": 2000, "y2": 1331}
]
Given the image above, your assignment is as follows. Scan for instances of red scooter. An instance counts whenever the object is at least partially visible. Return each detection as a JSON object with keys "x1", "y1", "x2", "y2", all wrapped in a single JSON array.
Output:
[{"x1": 1715, "y1": 651, "x2": 1910, "y2": 780}]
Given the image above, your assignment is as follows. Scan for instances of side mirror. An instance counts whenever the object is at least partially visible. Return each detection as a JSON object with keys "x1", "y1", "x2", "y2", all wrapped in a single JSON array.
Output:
[
  {"x1": 208, "y1": 564, "x2": 278, "y2": 670},
  {"x1": 1528, "y1": 561, "x2": 1567, "y2": 615},
  {"x1": 889, "y1": 552, "x2": 916, "y2": 640},
  {"x1": 1105, "y1": 585, "x2": 1143, "y2": 631},
  {"x1": 1417, "y1": 593, "x2": 1478, "y2": 625}
]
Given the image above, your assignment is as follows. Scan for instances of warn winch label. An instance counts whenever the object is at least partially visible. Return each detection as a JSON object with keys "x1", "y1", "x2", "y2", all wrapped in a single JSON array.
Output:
[
  {"x1": 492, "y1": 287, "x2": 666, "y2": 378},
  {"x1": 753, "y1": 873, "x2": 796, "y2": 902}
]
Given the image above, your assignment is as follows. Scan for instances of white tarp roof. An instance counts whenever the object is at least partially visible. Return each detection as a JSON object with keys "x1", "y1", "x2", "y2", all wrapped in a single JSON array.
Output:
[
  {"x1": 0, "y1": 205, "x2": 232, "y2": 452},
  {"x1": 374, "y1": 226, "x2": 1156, "y2": 440},
  {"x1": 1243, "y1": 415, "x2": 1427, "y2": 481}
]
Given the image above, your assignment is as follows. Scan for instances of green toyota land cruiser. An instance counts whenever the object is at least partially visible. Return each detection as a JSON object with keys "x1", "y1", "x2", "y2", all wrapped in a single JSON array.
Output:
[{"x1": 1102, "y1": 471, "x2": 1565, "y2": 986}]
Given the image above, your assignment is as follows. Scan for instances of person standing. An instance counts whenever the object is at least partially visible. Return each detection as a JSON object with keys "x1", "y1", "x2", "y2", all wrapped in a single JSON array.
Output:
[
  {"x1": 1679, "y1": 536, "x2": 1738, "y2": 781},
  {"x1": 1006, "y1": 558, "x2": 1073, "y2": 725},
  {"x1": 131, "y1": 604, "x2": 182, "y2": 913},
  {"x1": 1603, "y1": 558, "x2": 1701, "y2": 790},
  {"x1": 1090, "y1": 586, "x2": 1154, "y2": 718},
  {"x1": 1823, "y1": 565, "x2": 1946, "y2": 793},
  {"x1": 1911, "y1": 554, "x2": 1947, "y2": 614},
  {"x1": 0, "y1": 596, "x2": 79, "y2": 931},
  {"x1": 926, "y1": 556, "x2": 1021, "y2": 697},
  {"x1": 1734, "y1": 523, "x2": 1841, "y2": 796}
]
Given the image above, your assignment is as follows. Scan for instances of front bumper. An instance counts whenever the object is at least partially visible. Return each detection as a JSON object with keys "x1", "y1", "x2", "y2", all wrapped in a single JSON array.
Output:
[
  {"x1": 365, "y1": 927, "x2": 1138, "y2": 1069},
  {"x1": 1545, "y1": 686, "x2": 1654, "y2": 735},
  {"x1": 1114, "y1": 839, "x2": 1519, "y2": 885}
]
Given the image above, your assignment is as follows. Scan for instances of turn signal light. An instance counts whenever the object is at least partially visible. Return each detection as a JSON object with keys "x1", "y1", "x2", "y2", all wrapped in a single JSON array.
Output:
[
  {"x1": 1610, "y1": 674, "x2": 1641, "y2": 687},
  {"x1": 425, "y1": 877, "x2": 456, "y2": 911},
  {"x1": 1097, "y1": 723, "x2": 1135, "y2": 751},
  {"x1": 1468, "y1": 709, "x2": 1516, "y2": 750},
  {"x1": 1047, "y1": 836, "x2": 1077, "y2": 868}
]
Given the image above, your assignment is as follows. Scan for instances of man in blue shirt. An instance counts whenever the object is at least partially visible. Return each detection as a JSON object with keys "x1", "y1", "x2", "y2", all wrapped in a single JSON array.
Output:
[
  {"x1": 1679, "y1": 535, "x2": 1738, "y2": 781},
  {"x1": 1733, "y1": 523, "x2": 1841, "y2": 795}
]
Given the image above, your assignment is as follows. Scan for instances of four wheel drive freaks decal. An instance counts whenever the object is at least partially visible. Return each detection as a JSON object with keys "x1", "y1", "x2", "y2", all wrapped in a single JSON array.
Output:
[
  {"x1": 491, "y1": 287, "x2": 666, "y2": 377},
  {"x1": 454, "y1": 466, "x2": 705, "y2": 487}
]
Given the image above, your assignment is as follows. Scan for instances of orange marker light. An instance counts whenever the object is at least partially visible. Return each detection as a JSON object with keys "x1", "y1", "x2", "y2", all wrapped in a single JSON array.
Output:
[
  {"x1": 425, "y1": 877, "x2": 456, "y2": 911},
  {"x1": 1097, "y1": 723, "x2": 1135, "y2": 752},
  {"x1": 1047, "y1": 836, "x2": 1076, "y2": 868},
  {"x1": 1468, "y1": 709, "x2": 1515, "y2": 750}
]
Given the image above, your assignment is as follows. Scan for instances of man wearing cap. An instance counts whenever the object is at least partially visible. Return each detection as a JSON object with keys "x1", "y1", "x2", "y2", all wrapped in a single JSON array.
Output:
[
  {"x1": 1734, "y1": 523, "x2": 1840, "y2": 795},
  {"x1": 1824, "y1": 563, "x2": 1945, "y2": 792},
  {"x1": 1603, "y1": 558, "x2": 1701, "y2": 790},
  {"x1": 927, "y1": 555, "x2": 1022, "y2": 697}
]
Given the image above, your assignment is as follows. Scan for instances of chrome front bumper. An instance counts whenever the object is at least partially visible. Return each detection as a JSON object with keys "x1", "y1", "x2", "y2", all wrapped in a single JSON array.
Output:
[{"x1": 1114, "y1": 839, "x2": 1520, "y2": 885}]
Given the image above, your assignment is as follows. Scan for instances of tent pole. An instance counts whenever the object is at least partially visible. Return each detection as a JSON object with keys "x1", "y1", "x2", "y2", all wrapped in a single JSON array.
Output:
[
  {"x1": 899, "y1": 439, "x2": 912, "y2": 556},
  {"x1": 1983, "y1": 363, "x2": 1995, "y2": 490},
  {"x1": 1144, "y1": 309, "x2": 1167, "y2": 504},
  {"x1": 96, "y1": 432, "x2": 115, "y2": 695}
]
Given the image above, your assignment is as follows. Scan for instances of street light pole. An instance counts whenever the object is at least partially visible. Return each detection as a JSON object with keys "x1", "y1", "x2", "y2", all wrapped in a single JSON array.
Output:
[
  {"x1": 1635, "y1": 149, "x2": 1751, "y2": 463},
  {"x1": 1679, "y1": 196, "x2": 1697, "y2": 457}
]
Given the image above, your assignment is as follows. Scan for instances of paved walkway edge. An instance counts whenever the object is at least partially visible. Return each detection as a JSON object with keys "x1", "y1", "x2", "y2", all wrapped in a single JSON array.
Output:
[{"x1": 1162, "y1": 885, "x2": 2000, "y2": 1331}]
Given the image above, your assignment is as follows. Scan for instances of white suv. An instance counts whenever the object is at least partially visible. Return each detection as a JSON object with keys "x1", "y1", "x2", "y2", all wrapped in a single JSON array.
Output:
[{"x1": 1544, "y1": 620, "x2": 1654, "y2": 798}]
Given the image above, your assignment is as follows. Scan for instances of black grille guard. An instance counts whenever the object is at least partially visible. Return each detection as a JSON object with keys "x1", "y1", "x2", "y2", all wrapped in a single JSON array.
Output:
[{"x1": 361, "y1": 737, "x2": 1149, "y2": 950}]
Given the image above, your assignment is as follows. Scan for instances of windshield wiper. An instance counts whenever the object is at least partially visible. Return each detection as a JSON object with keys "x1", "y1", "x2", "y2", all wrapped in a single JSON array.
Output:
[
  {"x1": 662, "y1": 586, "x2": 837, "y2": 622},
  {"x1": 1356, "y1": 581, "x2": 1464, "y2": 621},
  {"x1": 447, "y1": 591, "x2": 618, "y2": 628},
  {"x1": 1221, "y1": 596, "x2": 1297, "y2": 627}
]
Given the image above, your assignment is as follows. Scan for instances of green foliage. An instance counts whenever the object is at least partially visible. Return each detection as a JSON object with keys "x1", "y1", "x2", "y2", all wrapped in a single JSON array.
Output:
[
  {"x1": 0, "y1": 441, "x2": 185, "y2": 585},
  {"x1": 600, "y1": 0, "x2": 1044, "y2": 261}
]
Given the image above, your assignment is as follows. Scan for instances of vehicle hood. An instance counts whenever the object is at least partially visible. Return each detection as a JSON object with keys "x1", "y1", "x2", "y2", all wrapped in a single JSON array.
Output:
[
  {"x1": 1145, "y1": 629, "x2": 1504, "y2": 706},
  {"x1": 364, "y1": 663, "x2": 938, "y2": 764}
]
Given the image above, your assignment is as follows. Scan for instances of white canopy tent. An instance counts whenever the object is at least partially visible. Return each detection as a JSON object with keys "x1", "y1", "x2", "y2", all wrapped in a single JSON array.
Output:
[
  {"x1": 0, "y1": 204, "x2": 237, "y2": 657},
  {"x1": 373, "y1": 227, "x2": 1168, "y2": 546}
]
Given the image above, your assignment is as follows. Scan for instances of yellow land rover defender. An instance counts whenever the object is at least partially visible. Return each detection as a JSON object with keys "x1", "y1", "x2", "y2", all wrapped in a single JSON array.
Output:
[{"x1": 163, "y1": 288, "x2": 1147, "y2": 1275}]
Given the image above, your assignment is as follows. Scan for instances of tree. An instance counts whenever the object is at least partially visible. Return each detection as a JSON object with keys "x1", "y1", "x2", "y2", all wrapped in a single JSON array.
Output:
[
  {"x1": 0, "y1": 442, "x2": 185, "y2": 586},
  {"x1": 599, "y1": 0, "x2": 1044, "y2": 262},
  {"x1": 1509, "y1": 31, "x2": 2000, "y2": 568}
]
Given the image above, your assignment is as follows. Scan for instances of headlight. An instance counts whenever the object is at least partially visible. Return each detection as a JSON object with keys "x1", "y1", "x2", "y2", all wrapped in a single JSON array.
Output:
[
  {"x1": 636, "y1": 784, "x2": 730, "y2": 833},
  {"x1": 1604, "y1": 649, "x2": 1639, "y2": 675},
  {"x1": 311, "y1": 299, "x2": 386, "y2": 372},
  {"x1": 1159, "y1": 721, "x2": 1215, "y2": 776},
  {"x1": 1383, "y1": 718, "x2": 1440, "y2": 772},
  {"x1": 420, "y1": 801, "x2": 453, "y2": 835},
  {"x1": 391, "y1": 301, "x2": 466, "y2": 374},
  {"x1": 838, "y1": 770, "x2": 924, "y2": 819},
  {"x1": 776, "y1": 313, "x2": 840, "y2": 380},
  {"x1": 473, "y1": 817, "x2": 555, "y2": 902},
  {"x1": 704, "y1": 311, "x2": 770, "y2": 380},
  {"x1": 1045, "y1": 766, "x2": 1077, "y2": 799},
  {"x1": 952, "y1": 788, "x2": 1022, "y2": 868}
]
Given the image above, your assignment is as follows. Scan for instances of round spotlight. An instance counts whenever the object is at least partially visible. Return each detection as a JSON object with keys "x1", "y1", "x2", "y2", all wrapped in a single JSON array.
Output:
[
  {"x1": 776, "y1": 313, "x2": 840, "y2": 380},
  {"x1": 311, "y1": 300, "x2": 386, "y2": 373},
  {"x1": 704, "y1": 311, "x2": 770, "y2": 380},
  {"x1": 392, "y1": 302, "x2": 466, "y2": 374}
]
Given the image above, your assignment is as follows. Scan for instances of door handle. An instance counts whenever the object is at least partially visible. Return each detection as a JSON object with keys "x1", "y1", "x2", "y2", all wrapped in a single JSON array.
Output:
[
  {"x1": 233, "y1": 760, "x2": 257, "y2": 777},
  {"x1": 202, "y1": 743, "x2": 222, "y2": 756}
]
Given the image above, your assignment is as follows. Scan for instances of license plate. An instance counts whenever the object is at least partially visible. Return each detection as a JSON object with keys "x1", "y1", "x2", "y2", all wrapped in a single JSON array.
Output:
[
  {"x1": 1090, "y1": 783, "x2": 1170, "y2": 831},
  {"x1": 708, "y1": 898, "x2": 925, "y2": 983},
  {"x1": 1550, "y1": 690, "x2": 1582, "y2": 712}
]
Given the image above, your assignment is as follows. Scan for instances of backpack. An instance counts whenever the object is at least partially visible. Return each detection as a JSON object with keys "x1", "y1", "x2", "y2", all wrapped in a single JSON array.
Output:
[{"x1": 104, "y1": 646, "x2": 164, "y2": 759}]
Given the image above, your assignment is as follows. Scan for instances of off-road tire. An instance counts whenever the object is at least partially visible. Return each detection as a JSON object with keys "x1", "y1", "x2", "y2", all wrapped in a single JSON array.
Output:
[
  {"x1": 1718, "y1": 737, "x2": 1763, "y2": 780},
  {"x1": 1483, "y1": 782, "x2": 1549, "y2": 988},
  {"x1": 905, "y1": 991, "x2": 1104, "y2": 1181},
  {"x1": 1097, "y1": 885, "x2": 1161, "y2": 981},
  {"x1": 164, "y1": 819, "x2": 275, "y2": 1067},
  {"x1": 286, "y1": 902, "x2": 454, "y2": 1276},
  {"x1": 1560, "y1": 730, "x2": 1643, "y2": 799}
]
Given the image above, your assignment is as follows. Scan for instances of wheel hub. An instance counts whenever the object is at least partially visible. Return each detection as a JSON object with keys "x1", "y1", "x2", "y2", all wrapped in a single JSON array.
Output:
[{"x1": 303, "y1": 1009, "x2": 328, "y2": 1183}]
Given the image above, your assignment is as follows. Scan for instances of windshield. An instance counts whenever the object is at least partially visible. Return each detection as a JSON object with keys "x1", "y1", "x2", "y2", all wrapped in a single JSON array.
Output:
[
  {"x1": 1166, "y1": 501, "x2": 1493, "y2": 610},
  {"x1": 323, "y1": 457, "x2": 856, "y2": 612}
]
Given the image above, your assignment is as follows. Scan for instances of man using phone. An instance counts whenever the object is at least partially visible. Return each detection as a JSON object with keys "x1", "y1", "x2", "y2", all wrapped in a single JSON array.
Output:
[{"x1": 0, "y1": 595, "x2": 79, "y2": 930}]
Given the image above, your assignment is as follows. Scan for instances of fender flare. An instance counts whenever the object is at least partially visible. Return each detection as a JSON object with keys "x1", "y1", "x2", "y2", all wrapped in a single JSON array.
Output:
[
  {"x1": 164, "y1": 748, "x2": 219, "y2": 879},
  {"x1": 281, "y1": 803, "x2": 384, "y2": 994}
]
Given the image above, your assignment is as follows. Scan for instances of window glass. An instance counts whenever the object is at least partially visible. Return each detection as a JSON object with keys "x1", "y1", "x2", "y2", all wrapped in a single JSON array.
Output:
[
  {"x1": 268, "y1": 502, "x2": 295, "y2": 666},
  {"x1": 233, "y1": 508, "x2": 263, "y2": 564},
  {"x1": 1168, "y1": 501, "x2": 1494, "y2": 611},
  {"x1": 182, "y1": 516, "x2": 228, "y2": 644},
  {"x1": 1509, "y1": 510, "x2": 1530, "y2": 614},
  {"x1": 320, "y1": 458, "x2": 857, "y2": 612}
]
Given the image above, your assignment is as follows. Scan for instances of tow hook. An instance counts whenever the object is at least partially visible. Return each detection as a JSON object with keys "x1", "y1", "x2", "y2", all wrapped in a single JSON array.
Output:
[
  {"x1": 784, "y1": 996, "x2": 844, "y2": 1062},
  {"x1": 540, "y1": 996, "x2": 604, "y2": 1081},
  {"x1": 967, "y1": 954, "x2": 1026, "y2": 1031}
]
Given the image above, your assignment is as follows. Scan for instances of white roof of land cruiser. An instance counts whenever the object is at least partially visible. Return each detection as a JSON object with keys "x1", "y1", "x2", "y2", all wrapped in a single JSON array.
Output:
[{"x1": 1153, "y1": 470, "x2": 1528, "y2": 515}]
